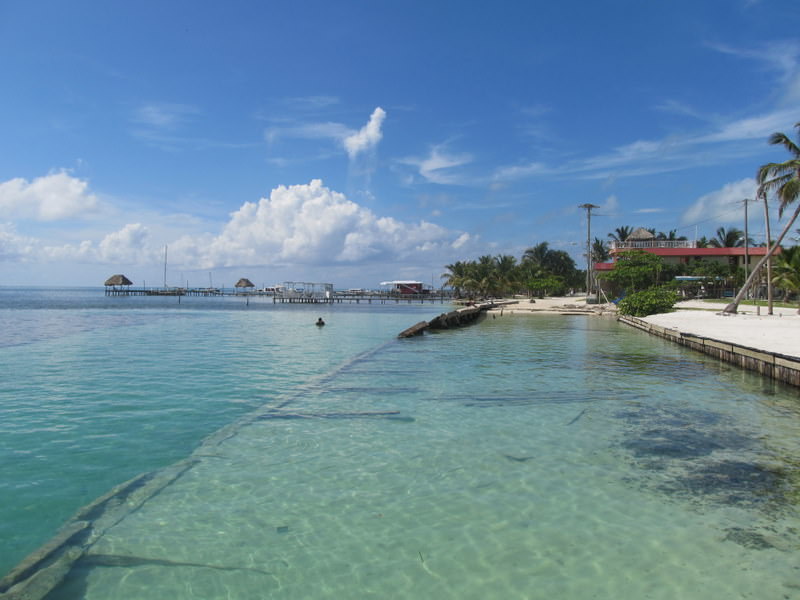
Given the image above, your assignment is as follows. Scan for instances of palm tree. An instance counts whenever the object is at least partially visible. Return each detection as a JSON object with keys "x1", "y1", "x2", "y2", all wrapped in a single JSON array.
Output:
[
  {"x1": 493, "y1": 254, "x2": 518, "y2": 296},
  {"x1": 592, "y1": 237, "x2": 610, "y2": 262},
  {"x1": 655, "y1": 229, "x2": 687, "y2": 241},
  {"x1": 724, "y1": 122, "x2": 800, "y2": 314},
  {"x1": 542, "y1": 250, "x2": 577, "y2": 277},
  {"x1": 708, "y1": 226, "x2": 745, "y2": 248},
  {"x1": 523, "y1": 242, "x2": 550, "y2": 266},
  {"x1": 608, "y1": 226, "x2": 633, "y2": 243},
  {"x1": 441, "y1": 261, "x2": 470, "y2": 297},
  {"x1": 772, "y1": 245, "x2": 800, "y2": 312}
]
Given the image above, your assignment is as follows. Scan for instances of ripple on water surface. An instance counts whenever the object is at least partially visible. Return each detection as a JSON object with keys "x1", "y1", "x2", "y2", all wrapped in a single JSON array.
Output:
[{"x1": 31, "y1": 315, "x2": 800, "y2": 599}]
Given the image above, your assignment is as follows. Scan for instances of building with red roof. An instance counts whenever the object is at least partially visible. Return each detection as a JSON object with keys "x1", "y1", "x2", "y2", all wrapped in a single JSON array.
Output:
[{"x1": 597, "y1": 227, "x2": 777, "y2": 272}]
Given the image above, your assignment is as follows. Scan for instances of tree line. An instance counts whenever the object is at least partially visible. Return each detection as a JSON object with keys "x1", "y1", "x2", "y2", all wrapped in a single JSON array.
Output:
[{"x1": 441, "y1": 243, "x2": 582, "y2": 299}]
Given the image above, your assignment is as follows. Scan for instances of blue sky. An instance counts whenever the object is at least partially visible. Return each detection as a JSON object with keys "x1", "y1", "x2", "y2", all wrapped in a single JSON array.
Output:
[{"x1": 1, "y1": 0, "x2": 799, "y2": 288}]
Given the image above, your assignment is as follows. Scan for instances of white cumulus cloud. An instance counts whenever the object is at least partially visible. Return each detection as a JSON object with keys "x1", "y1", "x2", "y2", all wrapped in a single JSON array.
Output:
[
  {"x1": 0, "y1": 223, "x2": 36, "y2": 260},
  {"x1": 97, "y1": 223, "x2": 152, "y2": 263},
  {"x1": 344, "y1": 107, "x2": 386, "y2": 158},
  {"x1": 169, "y1": 180, "x2": 461, "y2": 270},
  {"x1": 0, "y1": 171, "x2": 99, "y2": 221}
]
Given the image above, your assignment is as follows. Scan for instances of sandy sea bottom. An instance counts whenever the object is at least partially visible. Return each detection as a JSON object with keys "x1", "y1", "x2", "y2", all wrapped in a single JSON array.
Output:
[{"x1": 33, "y1": 313, "x2": 800, "y2": 600}]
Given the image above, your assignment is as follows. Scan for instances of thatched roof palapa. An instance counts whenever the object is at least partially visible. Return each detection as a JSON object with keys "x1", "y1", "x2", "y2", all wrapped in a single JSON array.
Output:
[
  {"x1": 235, "y1": 278, "x2": 255, "y2": 288},
  {"x1": 104, "y1": 274, "x2": 133, "y2": 286},
  {"x1": 625, "y1": 227, "x2": 655, "y2": 241}
]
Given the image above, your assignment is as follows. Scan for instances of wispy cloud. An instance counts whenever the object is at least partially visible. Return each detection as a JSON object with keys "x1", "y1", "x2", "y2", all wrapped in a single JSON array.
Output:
[
  {"x1": 681, "y1": 178, "x2": 755, "y2": 226},
  {"x1": 653, "y1": 99, "x2": 707, "y2": 120},
  {"x1": 133, "y1": 103, "x2": 201, "y2": 129},
  {"x1": 131, "y1": 102, "x2": 256, "y2": 151},
  {"x1": 708, "y1": 40, "x2": 800, "y2": 103},
  {"x1": 265, "y1": 107, "x2": 386, "y2": 160},
  {"x1": 493, "y1": 39, "x2": 799, "y2": 185},
  {"x1": 493, "y1": 108, "x2": 798, "y2": 183},
  {"x1": 599, "y1": 195, "x2": 619, "y2": 215},
  {"x1": 284, "y1": 95, "x2": 340, "y2": 110},
  {"x1": 402, "y1": 145, "x2": 473, "y2": 185},
  {"x1": 694, "y1": 109, "x2": 798, "y2": 143},
  {"x1": 492, "y1": 161, "x2": 549, "y2": 182},
  {"x1": 265, "y1": 121, "x2": 352, "y2": 144},
  {"x1": 131, "y1": 130, "x2": 259, "y2": 151}
]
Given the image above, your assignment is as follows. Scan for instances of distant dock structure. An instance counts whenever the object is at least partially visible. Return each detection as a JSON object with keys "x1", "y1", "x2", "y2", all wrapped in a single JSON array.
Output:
[
  {"x1": 104, "y1": 274, "x2": 222, "y2": 297},
  {"x1": 104, "y1": 275, "x2": 450, "y2": 303},
  {"x1": 273, "y1": 282, "x2": 334, "y2": 303}
]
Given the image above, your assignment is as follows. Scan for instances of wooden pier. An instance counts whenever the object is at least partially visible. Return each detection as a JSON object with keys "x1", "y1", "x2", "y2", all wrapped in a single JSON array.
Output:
[
  {"x1": 104, "y1": 286, "x2": 451, "y2": 304},
  {"x1": 104, "y1": 287, "x2": 223, "y2": 297}
]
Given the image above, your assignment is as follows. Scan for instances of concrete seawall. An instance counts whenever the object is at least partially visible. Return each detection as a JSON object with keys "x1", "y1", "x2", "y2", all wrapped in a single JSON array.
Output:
[
  {"x1": 618, "y1": 315, "x2": 800, "y2": 388},
  {"x1": 398, "y1": 301, "x2": 513, "y2": 338}
]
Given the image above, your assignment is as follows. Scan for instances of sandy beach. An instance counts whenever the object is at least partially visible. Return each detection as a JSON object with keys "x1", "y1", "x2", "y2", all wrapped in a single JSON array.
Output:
[
  {"x1": 490, "y1": 297, "x2": 800, "y2": 360},
  {"x1": 487, "y1": 296, "x2": 614, "y2": 314},
  {"x1": 642, "y1": 300, "x2": 800, "y2": 359}
]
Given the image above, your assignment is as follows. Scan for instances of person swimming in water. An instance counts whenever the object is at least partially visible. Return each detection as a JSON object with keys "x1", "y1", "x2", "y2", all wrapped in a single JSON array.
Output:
[{"x1": 316, "y1": 317, "x2": 325, "y2": 326}]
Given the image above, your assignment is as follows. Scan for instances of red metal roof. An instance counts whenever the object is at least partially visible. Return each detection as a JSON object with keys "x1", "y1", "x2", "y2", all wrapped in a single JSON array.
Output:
[{"x1": 594, "y1": 262, "x2": 615, "y2": 271}]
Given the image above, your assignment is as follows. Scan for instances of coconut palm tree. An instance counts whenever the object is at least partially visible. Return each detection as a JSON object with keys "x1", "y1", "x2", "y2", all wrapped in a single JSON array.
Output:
[
  {"x1": 708, "y1": 227, "x2": 745, "y2": 248},
  {"x1": 493, "y1": 254, "x2": 518, "y2": 296},
  {"x1": 655, "y1": 229, "x2": 687, "y2": 241},
  {"x1": 772, "y1": 245, "x2": 800, "y2": 312},
  {"x1": 724, "y1": 122, "x2": 800, "y2": 314},
  {"x1": 441, "y1": 261, "x2": 470, "y2": 297},
  {"x1": 592, "y1": 237, "x2": 610, "y2": 262},
  {"x1": 607, "y1": 226, "x2": 633, "y2": 243},
  {"x1": 522, "y1": 242, "x2": 550, "y2": 267}
]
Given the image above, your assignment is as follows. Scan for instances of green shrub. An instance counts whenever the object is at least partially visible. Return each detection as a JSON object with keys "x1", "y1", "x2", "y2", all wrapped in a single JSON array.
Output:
[{"x1": 617, "y1": 287, "x2": 679, "y2": 317}]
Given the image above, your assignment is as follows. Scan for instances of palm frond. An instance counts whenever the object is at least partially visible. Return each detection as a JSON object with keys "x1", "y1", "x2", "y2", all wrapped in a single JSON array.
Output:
[
  {"x1": 778, "y1": 178, "x2": 800, "y2": 216},
  {"x1": 768, "y1": 131, "x2": 800, "y2": 157}
]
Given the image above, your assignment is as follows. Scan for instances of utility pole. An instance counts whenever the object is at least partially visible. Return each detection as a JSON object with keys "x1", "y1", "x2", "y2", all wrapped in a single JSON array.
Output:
[
  {"x1": 743, "y1": 198, "x2": 750, "y2": 300},
  {"x1": 762, "y1": 189, "x2": 774, "y2": 315},
  {"x1": 579, "y1": 203, "x2": 600, "y2": 300}
]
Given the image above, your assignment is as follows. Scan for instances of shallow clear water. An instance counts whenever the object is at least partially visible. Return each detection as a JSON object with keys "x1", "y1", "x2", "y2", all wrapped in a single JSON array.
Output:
[
  {"x1": 2, "y1": 290, "x2": 800, "y2": 599},
  {"x1": 0, "y1": 288, "x2": 436, "y2": 577}
]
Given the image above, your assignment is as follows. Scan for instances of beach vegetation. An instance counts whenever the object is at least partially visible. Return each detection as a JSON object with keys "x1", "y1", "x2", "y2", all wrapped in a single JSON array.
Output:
[
  {"x1": 617, "y1": 287, "x2": 679, "y2": 317},
  {"x1": 442, "y1": 243, "x2": 581, "y2": 298},
  {"x1": 598, "y1": 250, "x2": 665, "y2": 293},
  {"x1": 526, "y1": 274, "x2": 569, "y2": 297},
  {"x1": 592, "y1": 237, "x2": 610, "y2": 262},
  {"x1": 725, "y1": 121, "x2": 800, "y2": 314},
  {"x1": 772, "y1": 245, "x2": 800, "y2": 311}
]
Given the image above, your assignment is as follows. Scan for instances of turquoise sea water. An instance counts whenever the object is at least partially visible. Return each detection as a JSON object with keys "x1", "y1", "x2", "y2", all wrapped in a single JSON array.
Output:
[{"x1": 1, "y1": 288, "x2": 799, "y2": 598}]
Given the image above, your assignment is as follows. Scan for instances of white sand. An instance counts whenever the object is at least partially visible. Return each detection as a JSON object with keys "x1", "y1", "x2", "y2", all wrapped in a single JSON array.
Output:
[
  {"x1": 487, "y1": 296, "x2": 611, "y2": 313},
  {"x1": 642, "y1": 300, "x2": 800, "y2": 358},
  {"x1": 491, "y1": 297, "x2": 800, "y2": 359}
]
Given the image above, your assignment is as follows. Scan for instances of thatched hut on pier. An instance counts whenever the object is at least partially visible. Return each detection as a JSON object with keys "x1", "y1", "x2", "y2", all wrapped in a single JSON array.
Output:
[
  {"x1": 104, "y1": 274, "x2": 134, "y2": 296},
  {"x1": 234, "y1": 278, "x2": 255, "y2": 293},
  {"x1": 104, "y1": 274, "x2": 133, "y2": 289}
]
